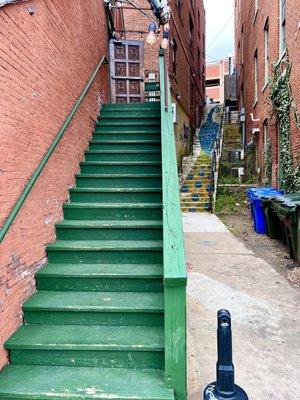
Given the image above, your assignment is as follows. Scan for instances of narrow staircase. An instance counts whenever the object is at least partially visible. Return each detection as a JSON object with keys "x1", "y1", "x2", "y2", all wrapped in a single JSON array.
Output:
[
  {"x1": 180, "y1": 152, "x2": 213, "y2": 212},
  {"x1": 180, "y1": 105, "x2": 222, "y2": 212},
  {"x1": 0, "y1": 102, "x2": 176, "y2": 400}
]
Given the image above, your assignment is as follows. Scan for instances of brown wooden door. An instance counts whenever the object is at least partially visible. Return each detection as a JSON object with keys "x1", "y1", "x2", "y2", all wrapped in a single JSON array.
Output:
[{"x1": 110, "y1": 39, "x2": 145, "y2": 104}]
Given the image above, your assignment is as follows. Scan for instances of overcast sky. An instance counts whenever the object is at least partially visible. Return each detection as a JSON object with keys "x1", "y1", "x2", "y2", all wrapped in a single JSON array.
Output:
[{"x1": 203, "y1": 0, "x2": 234, "y2": 62}]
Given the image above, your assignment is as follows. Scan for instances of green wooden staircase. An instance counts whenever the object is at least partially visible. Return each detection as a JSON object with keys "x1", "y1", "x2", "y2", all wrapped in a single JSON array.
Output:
[{"x1": 0, "y1": 55, "x2": 187, "y2": 400}]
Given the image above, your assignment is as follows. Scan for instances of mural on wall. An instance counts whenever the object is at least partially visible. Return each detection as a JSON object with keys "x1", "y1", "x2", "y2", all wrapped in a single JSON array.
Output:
[{"x1": 199, "y1": 105, "x2": 222, "y2": 154}]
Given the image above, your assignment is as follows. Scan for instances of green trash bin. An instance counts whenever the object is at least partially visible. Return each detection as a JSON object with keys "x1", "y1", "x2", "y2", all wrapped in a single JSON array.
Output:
[
  {"x1": 271, "y1": 194, "x2": 300, "y2": 260},
  {"x1": 261, "y1": 194, "x2": 285, "y2": 239}
]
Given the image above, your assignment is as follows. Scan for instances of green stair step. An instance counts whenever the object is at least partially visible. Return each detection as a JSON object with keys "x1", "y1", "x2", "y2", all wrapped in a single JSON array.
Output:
[
  {"x1": 24, "y1": 291, "x2": 164, "y2": 326},
  {"x1": 89, "y1": 141, "x2": 161, "y2": 151},
  {"x1": 102, "y1": 102, "x2": 160, "y2": 110},
  {"x1": 6, "y1": 325, "x2": 164, "y2": 369},
  {"x1": 97, "y1": 120, "x2": 161, "y2": 127},
  {"x1": 6, "y1": 324, "x2": 164, "y2": 350},
  {"x1": 0, "y1": 365, "x2": 174, "y2": 400},
  {"x1": 37, "y1": 263, "x2": 163, "y2": 278},
  {"x1": 75, "y1": 174, "x2": 162, "y2": 188},
  {"x1": 79, "y1": 161, "x2": 162, "y2": 174},
  {"x1": 69, "y1": 188, "x2": 162, "y2": 203},
  {"x1": 90, "y1": 139, "x2": 161, "y2": 144},
  {"x1": 100, "y1": 112, "x2": 160, "y2": 119},
  {"x1": 36, "y1": 263, "x2": 163, "y2": 292},
  {"x1": 56, "y1": 220, "x2": 163, "y2": 228},
  {"x1": 63, "y1": 203, "x2": 162, "y2": 221},
  {"x1": 94, "y1": 126, "x2": 160, "y2": 134},
  {"x1": 47, "y1": 240, "x2": 163, "y2": 265},
  {"x1": 93, "y1": 134, "x2": 161, "y2": 141},
  {"x1": 47, "y1": 240, "x2": 163, "y2": 251},
  {"x1": 85, "y1": 150, "x2": 161, "y2": 162},
  {"x1": 55, "y1": 220, "x2": 163, "y2": 241}
]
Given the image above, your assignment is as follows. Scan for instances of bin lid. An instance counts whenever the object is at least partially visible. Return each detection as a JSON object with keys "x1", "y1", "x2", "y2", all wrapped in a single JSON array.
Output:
[
  {"x1": 284, "y1": 192, "x2": 300, "y2": 200},
  {"x1": 276, "y1": 201, "x2": 297, "y2": 212},
  {"x1": 247, "y1": 187, "x2": 278, "y2": 196},
  {"x1": 273, "y1": 193, "x2": 300, "y2": 205},
  {"x1": 251, "y1": 189, "x2": 283, "y2": 201},
  {"x1": 260, "y1": 193, "x2": 283, "y2": 202}
]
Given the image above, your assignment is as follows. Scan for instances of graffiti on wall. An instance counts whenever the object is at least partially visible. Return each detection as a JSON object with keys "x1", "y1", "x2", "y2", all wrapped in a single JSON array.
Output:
[{"x1": 199, "y1": 105, "x2": 222, "y2": 155}]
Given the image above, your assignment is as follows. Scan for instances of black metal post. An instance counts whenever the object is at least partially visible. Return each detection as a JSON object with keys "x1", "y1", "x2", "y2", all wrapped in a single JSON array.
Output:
[{"x1": 203, "y1": 310, "x2": 249, "y2": 400}]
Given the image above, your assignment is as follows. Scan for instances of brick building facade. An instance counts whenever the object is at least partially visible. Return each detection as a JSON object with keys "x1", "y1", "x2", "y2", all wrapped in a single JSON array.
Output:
[
  {"x1": 235, "y1": 0, "x2": 300, "y2": 187},
  {"x1": 206, "y1": 60, "x2": 230, "y2": 104},
  {"x1": 0, "y1": 0, "x2": 109, "y2": 368},
  {"x1": 116, "y1": 0, "x2": 206, "y2": 162}
]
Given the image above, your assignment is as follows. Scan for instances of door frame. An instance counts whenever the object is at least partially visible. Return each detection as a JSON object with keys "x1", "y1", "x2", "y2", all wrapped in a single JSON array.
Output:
[{"x1": 109, "y1": 39, "x2": 145, "y2": 103}]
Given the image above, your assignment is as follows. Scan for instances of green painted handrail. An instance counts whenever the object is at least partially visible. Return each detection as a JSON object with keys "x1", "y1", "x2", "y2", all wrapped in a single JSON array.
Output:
[
  {"x1": 159, "y1": 49, "x2": 187, "y2": 400},
  {"x1": 0, "y1": 55, "x2": 108, "y2": 243}
]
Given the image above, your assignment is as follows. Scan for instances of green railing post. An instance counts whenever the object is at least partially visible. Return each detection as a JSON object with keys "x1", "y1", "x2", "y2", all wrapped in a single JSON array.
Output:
[
  {"x1": 0, "y1": 55, "x2": 108, "y2": 244},
  {"x1": 159, "y1": 49, "x2": 187, "y2": 400}
]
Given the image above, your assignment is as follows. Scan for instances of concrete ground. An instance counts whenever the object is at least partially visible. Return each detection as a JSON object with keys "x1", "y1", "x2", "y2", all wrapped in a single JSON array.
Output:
[{"x1": 184, "y1": 213, "x2": 300, "y2": 400}]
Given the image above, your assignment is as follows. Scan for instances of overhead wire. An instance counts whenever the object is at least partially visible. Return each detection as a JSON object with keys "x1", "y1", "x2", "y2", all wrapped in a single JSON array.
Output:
[{"x1": 207, "y1": 13, "x2": 234, "y2": 50}]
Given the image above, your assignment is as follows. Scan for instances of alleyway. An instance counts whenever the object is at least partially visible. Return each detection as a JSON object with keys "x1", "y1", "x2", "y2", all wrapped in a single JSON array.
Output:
[{"x1": 184, "y1": 213, "x2": 300, "y2": 400}]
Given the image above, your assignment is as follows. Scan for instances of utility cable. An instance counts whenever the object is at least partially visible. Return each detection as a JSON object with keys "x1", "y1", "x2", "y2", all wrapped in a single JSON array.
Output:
[{"x1": 207, "y1": 13, "x2": 234, "y2": 50}]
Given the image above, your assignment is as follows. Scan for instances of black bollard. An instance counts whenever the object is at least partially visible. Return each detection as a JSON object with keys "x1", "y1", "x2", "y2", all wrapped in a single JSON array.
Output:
[{"x1": 203, "y1": 310, "x2": 249, "y2": 400}]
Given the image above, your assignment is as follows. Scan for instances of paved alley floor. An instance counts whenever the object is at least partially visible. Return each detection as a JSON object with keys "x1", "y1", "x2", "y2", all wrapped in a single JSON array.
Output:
[{"x1": 184, "y1": 213, "x2": 300, "y2": 400}]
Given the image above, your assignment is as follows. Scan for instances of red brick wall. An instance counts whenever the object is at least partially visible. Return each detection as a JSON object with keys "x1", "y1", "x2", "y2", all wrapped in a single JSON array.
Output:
[
  {"x1": 0, "y1": 0, "x2": 109, "y2": 368},
  {"x1": 120, "y1": 0, "x2": 206, "y2": 129},
  {"x1": 169, "y1": 0, "x2": 206, "y2": 128},
  {"x1": 206, "y1": 86, "x2": 220, "y2": 102},
  {"x1": 235, "y1": 0, "x2": 300, "y2": 186},
  {"x1": 120, "y1": 0, "x2": 161, "y2": 76},
  {"x1": 287, "y1": 2, "x2": 300, "y2": 161},
  {"x1": 206, "y1": 64, "x2": 220, "y2": 79}
]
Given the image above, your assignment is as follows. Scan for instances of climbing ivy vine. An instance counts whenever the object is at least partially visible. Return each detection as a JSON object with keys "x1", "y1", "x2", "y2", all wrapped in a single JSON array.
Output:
[
  {"x1": 264, "y1": 138, "x2": 272, "y2": 185},
  {"x1": 269, "y1": 53, "x2": 300, "y2": 193}
]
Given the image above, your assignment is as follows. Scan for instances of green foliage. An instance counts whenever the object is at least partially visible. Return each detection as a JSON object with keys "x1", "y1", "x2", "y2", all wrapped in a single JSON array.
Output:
[
  {"x1": 264, "y1": 138, "x2": 273, "y2": 185},
  {"x1": 215, "y1": 188, "x2": 248, "y2": 214},
  {"x1": 218, "y1": 175, "x2": 240, "y2": 184},
  {"x1": 269, "y1": 55, "x2": 300, "y2": 193},
  {"x1": 244, "y1": 141, "x2": 259, "y2": 182}
]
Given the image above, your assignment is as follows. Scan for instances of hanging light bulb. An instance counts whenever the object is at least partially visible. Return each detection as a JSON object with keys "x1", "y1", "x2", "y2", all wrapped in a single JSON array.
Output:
[
  {"x1": 146, "y1": 22, "x2": 157, "y2": 45},
  {"x1": 161, "y1": 24, "x2": 170, "y2": 49}
]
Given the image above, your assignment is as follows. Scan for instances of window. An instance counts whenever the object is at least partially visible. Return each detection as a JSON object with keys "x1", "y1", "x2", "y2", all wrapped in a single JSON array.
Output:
[
  {"x1": 240, "y1": 83, "x2": 246, "y2": 147},
  {"x1": 205, "y1": 79, "x2": 220, "y2": 87},
  {"x1": 176, "y1": 0, "x2": 182, "y2": 11},
  {"x1": 263, "y1": 119, "x2": 269, "y2": 150},
  {"x1": 264, "y1": 20, "x2": 269, "y2": 85},
  {"x1": 172, "y1": 38, "x2": 178, "y2": 75},
  {"x1": 254, "y1": 50, "x2": 258, "y2": 104},
  {"x1": 198, "y1": 48, "x2": 200, "y2": 78},
  {"x1": 279, "y1": 0, "x2": 286, "y2": 55},
  {"x1": 189, "y1": 13, "x2": 194, "y2": 48},
  {"x1": 236, "y1": 0, "x2": 240, "y2": 20},
  {"x1": 241, "y1": 26, "x2": 244, "y2": 64},
  {"x1": 254, "y1": 0, "x2": 259, "y2": 22}
]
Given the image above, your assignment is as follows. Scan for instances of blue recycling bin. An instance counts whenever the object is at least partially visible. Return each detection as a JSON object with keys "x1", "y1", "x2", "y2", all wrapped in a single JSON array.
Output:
[
  {"x1": 248, "y1": 187, "x2": 284, "y2": 234},
  {"x1": 247, "y1": 187, "x2": 274, "y2": 219}
]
